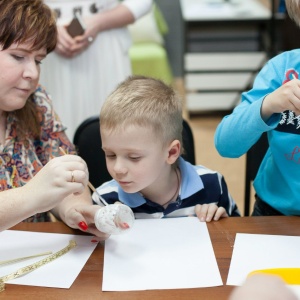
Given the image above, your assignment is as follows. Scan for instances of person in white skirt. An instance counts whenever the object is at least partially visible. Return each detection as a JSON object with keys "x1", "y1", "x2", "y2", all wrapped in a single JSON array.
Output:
[{"x1": 40, "y1": 0, "x2": 152, "y2": 139}]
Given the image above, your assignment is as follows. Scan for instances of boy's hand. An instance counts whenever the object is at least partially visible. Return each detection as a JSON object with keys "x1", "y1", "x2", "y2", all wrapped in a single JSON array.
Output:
[{"x1": 195, "y1": 204, "x2": 228, "y2": 222}]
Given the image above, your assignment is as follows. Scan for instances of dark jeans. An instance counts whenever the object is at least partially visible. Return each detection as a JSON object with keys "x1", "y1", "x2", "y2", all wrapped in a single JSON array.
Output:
[{"x1": 251, "y1": 194, "x2": 283, "y2": 216}]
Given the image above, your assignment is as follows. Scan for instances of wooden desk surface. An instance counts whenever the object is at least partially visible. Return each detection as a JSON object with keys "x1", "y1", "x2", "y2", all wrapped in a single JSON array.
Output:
[{"x1": 4, "y1": 216, "x2": 300, "y2": 299}]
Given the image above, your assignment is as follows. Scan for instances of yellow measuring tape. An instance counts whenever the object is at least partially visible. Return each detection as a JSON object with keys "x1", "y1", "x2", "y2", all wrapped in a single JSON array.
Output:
[{"x1": 0, "y1": 240, "x2": 76, "y2": 292}]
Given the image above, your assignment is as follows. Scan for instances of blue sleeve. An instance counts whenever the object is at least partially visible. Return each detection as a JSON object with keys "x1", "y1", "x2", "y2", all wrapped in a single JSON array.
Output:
[{"x1": 214, "y1": 55, "x2": 284, "y2": 158}]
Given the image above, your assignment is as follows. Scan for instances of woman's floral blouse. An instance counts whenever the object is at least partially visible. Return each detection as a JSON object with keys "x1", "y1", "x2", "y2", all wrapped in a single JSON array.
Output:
[{"x1": 0, "y1": 85, "x2": 76, "y2": 222}]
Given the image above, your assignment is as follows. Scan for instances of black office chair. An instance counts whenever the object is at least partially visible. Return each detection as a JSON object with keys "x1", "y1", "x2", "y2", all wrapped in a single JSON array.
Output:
[
  {"x1": 73, "y1": 116, "x2": 196, "y2": 188},
  {"x1": 182, "y1": 119, "x2": 196, "y2": 165},
  {"x1": 244, "y1": 132, "x2": 269, "y2": 216},
  {"x1": 73, "y1": 116, "x2": 111, "y2": 188}
]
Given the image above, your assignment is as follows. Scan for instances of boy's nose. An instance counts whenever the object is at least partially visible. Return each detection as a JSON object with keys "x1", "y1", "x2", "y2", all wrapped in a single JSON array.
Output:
[{"x1": 113, "y1": 159, "x2": 127, "y2": 174}]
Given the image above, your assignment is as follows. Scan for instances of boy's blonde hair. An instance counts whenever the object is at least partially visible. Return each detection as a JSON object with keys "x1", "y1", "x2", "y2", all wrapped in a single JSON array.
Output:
[
  {"x1": 100, "y1": 76, "x2": 183, "y2": 151},
  {"x1": 286, "y1": 0, "x2": 300, "y2": 27}
]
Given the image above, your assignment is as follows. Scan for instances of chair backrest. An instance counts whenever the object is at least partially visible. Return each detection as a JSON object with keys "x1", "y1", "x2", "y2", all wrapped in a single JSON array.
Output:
[
  {"x1": 182, "y1": 119, "x2": 196, "y2": 165},
  {"x1": 73, "y1": 116, "x2": 196, "y2": 188},
  {"x1": 73, "y1": 116, "x2": 111, "y2": 188},
  {"x1": 244, "y1": 132, "x2": 269, "y2": 216}
]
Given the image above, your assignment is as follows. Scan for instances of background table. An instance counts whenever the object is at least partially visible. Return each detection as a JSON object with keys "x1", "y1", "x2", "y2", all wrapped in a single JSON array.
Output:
[
  {"x1": 4, "y1": 216, "x2": 300, "y2": 299},
  {"x1": 180, "y1": 0, "x2": 275, "y2": 113}
]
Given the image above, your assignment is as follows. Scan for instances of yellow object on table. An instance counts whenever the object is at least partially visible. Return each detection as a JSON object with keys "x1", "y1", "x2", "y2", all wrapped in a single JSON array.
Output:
[{"x1": 248, "y1": 268, "x2": 300, "y2": 285}]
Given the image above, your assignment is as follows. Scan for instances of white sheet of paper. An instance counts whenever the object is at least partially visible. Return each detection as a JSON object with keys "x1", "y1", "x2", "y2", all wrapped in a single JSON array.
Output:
[
  {"x1": 0, "y1": 230, "x2": 97, "y2": 288},
  {"x1": 227, "y1": 233, "x2": 300, "y2": 286},
  {"x1": 103, "y1": 217, "x2": 222, "y2": 291}
]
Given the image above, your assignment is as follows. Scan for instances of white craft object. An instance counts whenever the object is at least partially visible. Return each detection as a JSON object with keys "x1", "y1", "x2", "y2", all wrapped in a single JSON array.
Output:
[{"x1": 94, "y1": 204, "x2": 135, "y2": 235}]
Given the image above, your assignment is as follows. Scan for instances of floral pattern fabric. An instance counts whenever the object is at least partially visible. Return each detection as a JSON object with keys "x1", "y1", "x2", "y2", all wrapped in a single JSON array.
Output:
[{"x1": 0, "y1": 85, "x2": 76, "y2": 222}]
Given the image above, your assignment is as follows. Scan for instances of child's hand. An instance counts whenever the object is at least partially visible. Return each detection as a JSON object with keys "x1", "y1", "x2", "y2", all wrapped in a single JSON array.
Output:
[
  {"x1": 195, "y1": 204, "x2": 228, "y2": 222},
  {"x1": 262, "y1": 77, "x2": 300, "y2": 120}
]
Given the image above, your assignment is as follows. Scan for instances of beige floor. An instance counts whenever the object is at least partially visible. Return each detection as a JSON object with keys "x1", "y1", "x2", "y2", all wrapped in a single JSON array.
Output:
[{"x1": 174, "y1": 78, "x2": 247, "y2": 216}]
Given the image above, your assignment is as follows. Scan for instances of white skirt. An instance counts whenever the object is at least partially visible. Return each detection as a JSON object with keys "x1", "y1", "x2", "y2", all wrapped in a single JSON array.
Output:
[{"x1": 40, "y1": 0, "x2": 132, "y2": 140}]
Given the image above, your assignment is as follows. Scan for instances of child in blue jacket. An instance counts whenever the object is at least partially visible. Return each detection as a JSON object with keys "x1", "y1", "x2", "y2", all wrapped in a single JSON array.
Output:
[{"x1": 215, "y1": 0, "x2": 300, "y2": 216}]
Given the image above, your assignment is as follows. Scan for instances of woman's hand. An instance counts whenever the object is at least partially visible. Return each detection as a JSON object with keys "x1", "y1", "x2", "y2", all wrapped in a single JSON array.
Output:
[
  {"x1": 62, "y1": 204, "x2": 110, "y2": 241},
  {"x1": 55, "y1": 25, "x2": 89, "y2": 58},
  {"x1": 23, "y1": 155, "x2": 88, "y2": 213},
  {"x1": 54, "y1": 3, "x2": 137, "y2": 59},
  {"x1": 195, "y1": 204, "x2": 228, "y2": 222}
]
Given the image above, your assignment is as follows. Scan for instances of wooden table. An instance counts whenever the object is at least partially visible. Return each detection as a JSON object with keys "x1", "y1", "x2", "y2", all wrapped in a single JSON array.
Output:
[{"x1": 3, "y1": 216, "x2": 300, "y2": 299}]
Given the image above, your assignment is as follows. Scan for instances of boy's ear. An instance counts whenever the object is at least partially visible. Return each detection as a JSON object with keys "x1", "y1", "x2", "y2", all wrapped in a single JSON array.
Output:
[{"x1": 167, "y1": 140, "x2": 181, "y2": 164}]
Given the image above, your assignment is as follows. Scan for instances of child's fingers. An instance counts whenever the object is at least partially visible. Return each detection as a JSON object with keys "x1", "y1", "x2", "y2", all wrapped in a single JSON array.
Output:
[
  {"x1": 195, "y1": 204, "x2": 227, "y2": 222},
  {"x1": 195, "y1": 204, "x2": 208, "y2": 221},
  {"x1": 213, "y1": 207, "x2": 228, "y2": 221},
  {"x1": 195, "y1": 204, "x2": 218, "y2": 222},
  {"x1": 206, "y1": 204, "x2": 220, "y2": 222},
  {"x1": 205, "y1": 204, "x2": 226, "y2": 222}
]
